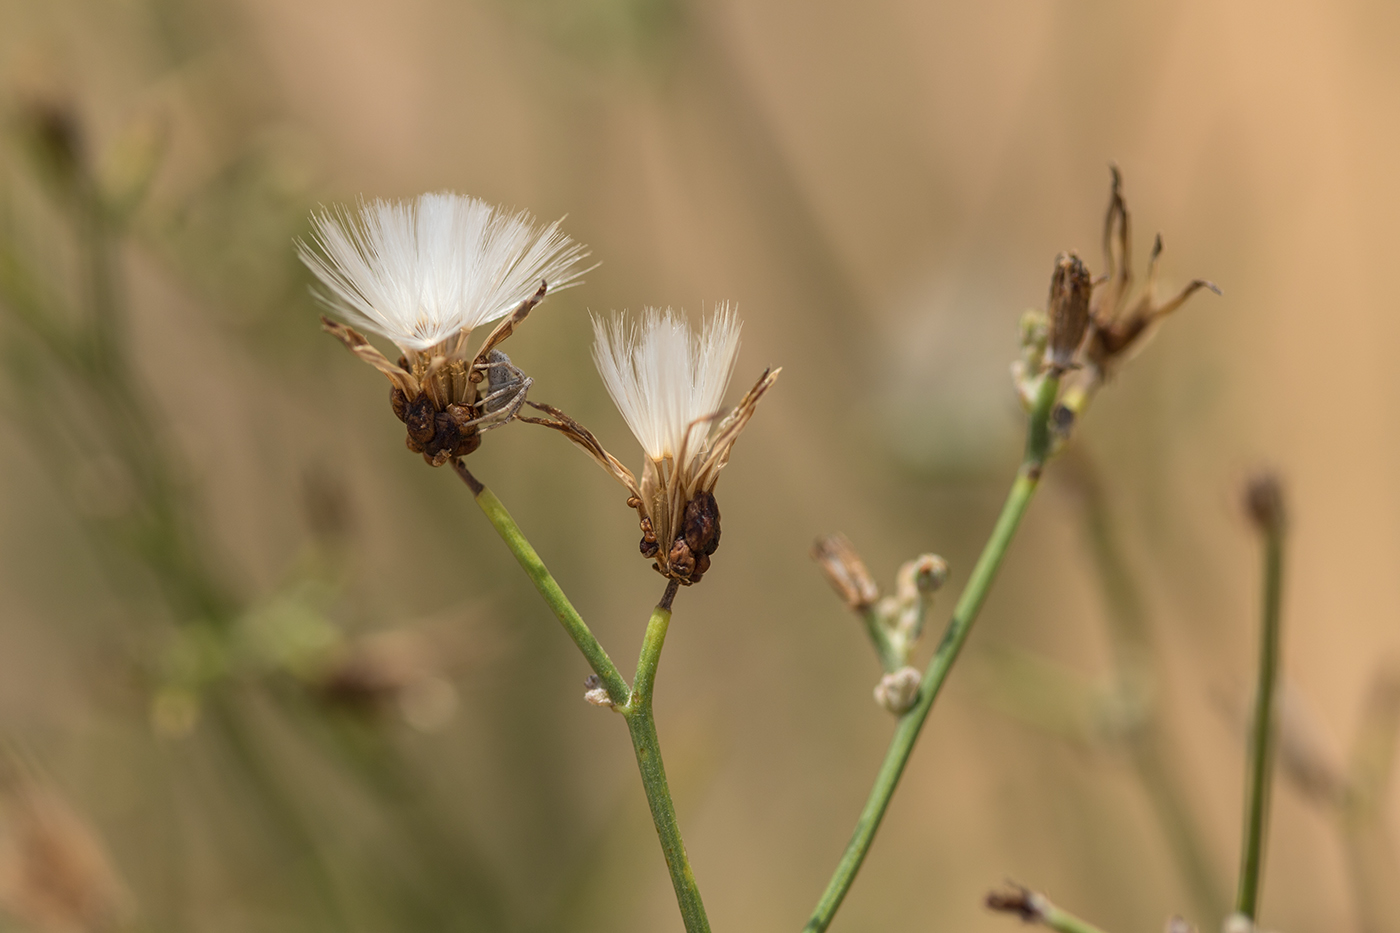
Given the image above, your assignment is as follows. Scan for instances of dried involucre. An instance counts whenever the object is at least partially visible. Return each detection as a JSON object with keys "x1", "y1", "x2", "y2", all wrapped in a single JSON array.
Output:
[
  {"x1": 527, "y1": 306, "x2": 779, "y2": 585},
  {"x1": 300, "y1": 192, "x2": 591, "y2": 465}
]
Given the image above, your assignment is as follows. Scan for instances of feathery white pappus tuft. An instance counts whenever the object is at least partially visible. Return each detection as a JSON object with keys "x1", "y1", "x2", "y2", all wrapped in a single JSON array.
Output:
[
  {"x1": 299, "y1": 192, "x2": 590, "y2": 352},
  {"x1": 591, "y1": 306, "x2": 741, "y2": 464}
]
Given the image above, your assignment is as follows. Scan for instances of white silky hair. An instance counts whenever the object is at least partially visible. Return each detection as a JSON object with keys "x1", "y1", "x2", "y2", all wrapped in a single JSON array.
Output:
[
  {"x1": 592, "y1": 306, "x2": 742, "y2": 463},
  {"x1": 299, "y1": 192, "x2": 589, "y2": 352}
]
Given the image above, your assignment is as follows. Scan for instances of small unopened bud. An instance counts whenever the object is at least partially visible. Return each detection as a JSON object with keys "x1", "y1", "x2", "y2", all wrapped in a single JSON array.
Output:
[
  {"x1": 583, "y1": 674, "x2": 613, "y2": 708},
  {"x1": 1164, "y1": 917, "x2": 1196, "y2": 933},
  {"x1": 812, "y1": 534, "x2": 880, "y2": 611},
  {"x1": 899, "y1": 554, "x2": 948, "y2": 597},
  {"x1": 1046, "y1": 251, "x2": 1092, "y2": 371},
  {"x1": 1243, "y1": 472, "x2": 1286, "y2": 535},
  {"x1": 873, "y1": 666, "x2": 922, "y2": 715}
]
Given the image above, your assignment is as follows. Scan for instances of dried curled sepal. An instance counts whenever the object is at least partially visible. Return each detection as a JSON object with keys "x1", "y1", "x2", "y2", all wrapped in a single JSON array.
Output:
[
  {"x1": 1083, "y1": 168, "x2": 1219, "y2": 375},
  {"x1": 690, "y1": 367, "x2": 781, "y2": 491},
  {"x1": 812, "y1": 534, "x2": 880, "y2": 611},
  {"x1": 321, "y1": 317, "x2": 420, "y2": 397},
  {"x1": 521, "y1": 401, "x2": 640, "y2": 496},
  {"x1": 469, "y1": 281, "x2": 548, "y2": 382}
]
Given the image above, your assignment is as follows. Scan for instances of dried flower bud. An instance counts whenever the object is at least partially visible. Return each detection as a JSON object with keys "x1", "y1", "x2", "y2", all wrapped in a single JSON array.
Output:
[
  {"x1": 812, "y1": 534, "x2": 879, "y2": 611},
  {"x1": 873, "y1": 666, "x2": 922, "y2": 715},
  {"x1": 1046, "y1": 251, "x2": 1092, "y2": 371},
  {"x1": 1243, "y1": 472, "x2": 1286, "y2": 535},
  {"x1": 985, "y1": 884, "x2": 1046, "y2": 922}
]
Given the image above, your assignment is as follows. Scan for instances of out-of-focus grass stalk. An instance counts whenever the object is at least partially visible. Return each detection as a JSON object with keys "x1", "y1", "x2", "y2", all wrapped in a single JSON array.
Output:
[
  {"x1": 1338, "y1": 670, "x2": 1400, "y2": 933},
  {"x1": 802, "y1": 372, "x2": 1060, "y2": 933},
  {"x1": 1235, "y1": 480, "x2": 1286, "y2": 920},
  {"x1": 1069, "y1": 453, "x2": 1225, "y2": 921}
]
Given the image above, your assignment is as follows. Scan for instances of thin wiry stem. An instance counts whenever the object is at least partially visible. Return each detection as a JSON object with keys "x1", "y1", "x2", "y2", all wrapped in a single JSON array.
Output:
[
  {"x1": 1236, "y1": 496, "x2": 1286, "y2": 919},
  {"x1": 802, "y1": 373, "x2": 1060, "y2": 933},
  {"x1": 453, "y1": 461, "x2": 630, "y2": 706},
  {"x1": 623, "y1": 580, "x2": 710, "y2": 933},
  {"x1": 457, "y1": 467, "x2": 710, "y2": 931}
]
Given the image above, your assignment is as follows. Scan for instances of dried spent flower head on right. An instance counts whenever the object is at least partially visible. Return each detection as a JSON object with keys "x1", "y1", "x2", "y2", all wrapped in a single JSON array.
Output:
[
  {"x1": 300, "y1": 192, "x2": 591, "y2": 465},
  {"x1": 527, "y1": 306, "x2": 778, "y2": 585}
]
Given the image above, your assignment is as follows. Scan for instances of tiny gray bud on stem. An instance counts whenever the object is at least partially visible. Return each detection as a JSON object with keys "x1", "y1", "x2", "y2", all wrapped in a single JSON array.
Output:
[{"x1": 1046, "y1": 251, "x2": 1092, "y2": 372}]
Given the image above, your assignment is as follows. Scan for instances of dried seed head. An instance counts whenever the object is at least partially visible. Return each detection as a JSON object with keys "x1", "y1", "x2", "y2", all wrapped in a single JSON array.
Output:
[
  {"x1": 1046, "y1": 251, "x2": 1092, "y2": 371},
  {"x1": 985, "y1": 884, "x2": 1046, "y2": 922},
  {"x1": 812, "y1": 534, "x2": 880, "y2": 611},
  {"x1": 1243, "y1": 472, "x2": 1286, "y2": 535},
  {"x1": 526, "y1": 307, "x2": 779, "y2": 585},
  {"x1": 873, "y1": 666, "x2": 922, "y2": 715}
]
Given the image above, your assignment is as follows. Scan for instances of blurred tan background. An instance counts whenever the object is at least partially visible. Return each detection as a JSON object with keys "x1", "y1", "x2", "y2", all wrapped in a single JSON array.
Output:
[{"x1": 0, "y1": 0, "x2": 1396, "y2": 931}]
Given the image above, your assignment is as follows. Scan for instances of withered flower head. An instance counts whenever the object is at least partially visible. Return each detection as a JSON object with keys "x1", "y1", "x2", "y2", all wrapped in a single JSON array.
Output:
[
  {"x1": 1084, "y1": 166, "x2": 1220, "y2": 377},
  {"x1": 299, "y1": 192, "x2": 591, "y2": 465},
  {"x1": 1046, "y1": 251, "x2": 1092, "y2": 371},
  {"x1": 1244, "y1": 471, "x2": 1286, "y2": 535},
  {"x1": 527, "y1": 306, "x2": 779, "y2": 585}
]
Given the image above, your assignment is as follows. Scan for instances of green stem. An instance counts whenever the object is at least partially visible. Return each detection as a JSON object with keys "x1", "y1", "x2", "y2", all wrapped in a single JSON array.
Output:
[
  {"x1": 1236, "y1": 512, "x2": 1285, "y2": 919},
  {"x1": 1037, "y1": 900, "x2": 1112, "y2": 933},
  {"x1": 860, "y1": 607, "x2": 902, "y2": 674},
  {"x1": 624, "y1": 580, "x2": 710, "y2": 933},
  {"x1": 454, "y1": 461, "x2": 630, "y2": 706},
  {"x1": 803, "y1": 374, "x2": 1060, "y2": 933}
]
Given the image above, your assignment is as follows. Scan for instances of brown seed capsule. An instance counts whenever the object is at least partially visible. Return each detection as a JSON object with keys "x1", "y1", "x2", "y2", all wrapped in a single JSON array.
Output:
[
  {"x1": 682, "y1": 491, "x2": 721, "y2": 557},
  {"x1": 403, "y1": 392, "x2": 437, "y2": 447},
  {"x1": 667, "y1": 538, "x2": 696, "y2": 581},
  {"x1": 1046, "y1": 251, "x2": 1092, "y2": 371},
  {"x1": 639, "y1": 516, "x2": 659, "y2": 558}
]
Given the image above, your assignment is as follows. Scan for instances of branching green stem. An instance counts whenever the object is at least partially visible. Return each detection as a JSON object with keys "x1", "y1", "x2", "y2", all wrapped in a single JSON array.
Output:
[
  {"x1": 454, "y1": 461, "x2": 630, "y2": 706},
  {"x1": 803, "y1": 373, "x2": 1060, "y2": 932},
  {"x1": 457, "y1": 465, "x2": 709, "y2": 930},
  {"x1": 623, "y1": 580, "x2": 710, "y2": 933},
  {"x1": 1236, "y1": 505, "x2": 1286, "y2": 919}
]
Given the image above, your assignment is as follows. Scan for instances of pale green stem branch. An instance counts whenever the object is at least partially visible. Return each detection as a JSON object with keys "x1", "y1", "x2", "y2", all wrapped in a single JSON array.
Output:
[
  {"x1": 623, "y1": 580, "x2": 710, "y2": 933},
  {"x1": 452, "y1": 461, "x2": 630, "y2": 706},
  {"x1": 803, "y1": 373, "x2": 1060, "y2": 933},
  {"x1": 1236, "y1": 507, "x2": 1285, "y2": 919}
]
